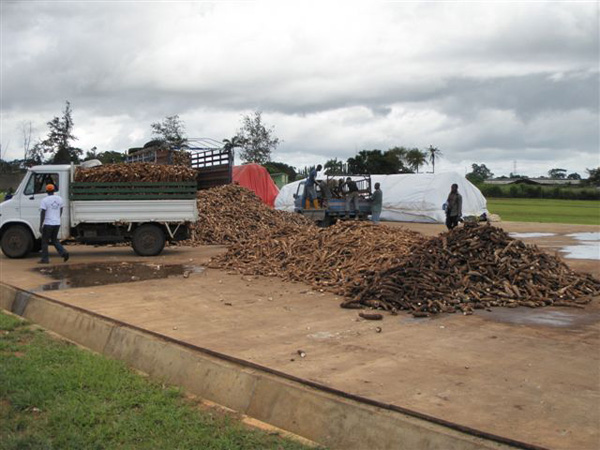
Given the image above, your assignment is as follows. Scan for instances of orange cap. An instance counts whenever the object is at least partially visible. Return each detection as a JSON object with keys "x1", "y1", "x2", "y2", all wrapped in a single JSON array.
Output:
[{"x1": 46, "y1": 184, "x2": 55, "y2": 192}]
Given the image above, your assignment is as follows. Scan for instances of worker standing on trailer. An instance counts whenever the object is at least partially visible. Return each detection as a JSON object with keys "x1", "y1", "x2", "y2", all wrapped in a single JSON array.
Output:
[
  {"x1": 445, "y1": 183, "x2": 463, "y2": 230},
  {"x1": 371, "y1": 182, "x2": 383, "y2": 224},
  {"x1": 335, "y1": 178, "x2": 345, "y2": 198},
  {"x1": 344, "y1": 177, "x2": 360, "y2": 219},
  {"x1": 302, "y1": 164, "x2": 322, "y2": 209},
  {"x1": 39, "y1": 184, "x2": 69, "y2": 264}
]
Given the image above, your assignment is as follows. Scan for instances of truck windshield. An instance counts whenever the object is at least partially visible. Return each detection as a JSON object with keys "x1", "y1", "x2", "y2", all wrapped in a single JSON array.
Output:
[{"x1": 24, "y1": 173, "x2": 60, "y2": 195}]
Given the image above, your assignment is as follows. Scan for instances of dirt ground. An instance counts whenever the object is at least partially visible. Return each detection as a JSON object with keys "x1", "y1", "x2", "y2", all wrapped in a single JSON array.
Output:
[{"x1": 1, "y1": 221, "x2": 599, "y2": 450}]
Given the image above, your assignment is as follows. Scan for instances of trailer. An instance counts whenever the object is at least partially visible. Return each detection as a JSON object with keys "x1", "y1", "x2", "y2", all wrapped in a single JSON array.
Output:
[
  {"x1": 293, "y1": 175, "x2": 373, "y2": 226},
  {"x1": 125, "y1": 141, "x2": 234, "y2": 190}
]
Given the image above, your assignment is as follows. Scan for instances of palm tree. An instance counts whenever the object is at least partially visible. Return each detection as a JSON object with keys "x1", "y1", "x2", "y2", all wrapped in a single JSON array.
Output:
[
  {"x1": 427, "y1": 145, "x2": 443, "y2": 173},
  {"x1": 406, "y1": 149, "x2": 428, "y2": 173},
  {"x1": 222, "y1": 136, "x2": 245, "y2": 153}
]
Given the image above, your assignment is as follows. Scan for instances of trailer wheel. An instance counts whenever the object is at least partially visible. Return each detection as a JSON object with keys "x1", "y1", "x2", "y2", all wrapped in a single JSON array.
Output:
[
  {"x1": 132, "y1": 224, "x2": 165, "y2": 256},
  {"x1": 1, "y1": 225, "x2": 33, "y2": 258},
  {"x1": 317, "y1": 216, "x2": 332, "y2": 228}
]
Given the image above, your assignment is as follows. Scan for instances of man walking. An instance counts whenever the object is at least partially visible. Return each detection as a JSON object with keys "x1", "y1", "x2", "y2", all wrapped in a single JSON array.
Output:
[
  {"x1": 39, "y1": 184, "x2": 69, "y2": 264},
  {"x1": 371, "y1": 182, "x2": 383, "y2": 224},
  {"x1": 445, "y1": 183, "x2": 463, "y2": 230}
]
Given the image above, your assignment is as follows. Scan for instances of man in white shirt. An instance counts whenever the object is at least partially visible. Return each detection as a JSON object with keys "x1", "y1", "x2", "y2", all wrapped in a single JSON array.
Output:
[{"x1": 39, "y1": 184, "x2": 69, "y2": 264}]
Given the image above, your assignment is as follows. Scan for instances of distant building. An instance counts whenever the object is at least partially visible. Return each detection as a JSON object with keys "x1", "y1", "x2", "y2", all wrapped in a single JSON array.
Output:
[
  {"x1": 270, "y1": 172, "x2": 289, "y2": 189},
  {"x1": 484, "y1": 178, "x2": 581, "y2": 186}
]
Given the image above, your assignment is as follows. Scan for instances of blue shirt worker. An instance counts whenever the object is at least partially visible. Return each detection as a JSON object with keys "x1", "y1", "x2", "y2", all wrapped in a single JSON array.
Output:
[
  {"x1": 39, "y1": 184, "x2": 69, "y2": 264},
  {"x1": 371, "y1": 182, "x2": 383, "y2": 224},
  {"x1": 302, "y1": 164, "x2": 322, "y2": 209}
]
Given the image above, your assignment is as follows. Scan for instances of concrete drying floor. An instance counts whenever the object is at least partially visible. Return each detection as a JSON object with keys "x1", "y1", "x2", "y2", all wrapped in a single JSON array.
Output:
[{"x1": 1, "y1": 221, "x2": 599, "y2": 450}]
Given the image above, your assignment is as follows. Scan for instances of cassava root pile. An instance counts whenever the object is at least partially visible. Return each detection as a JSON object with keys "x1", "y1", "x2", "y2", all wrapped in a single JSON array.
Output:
[
  {"x1": 212, "y1": 221, "x2": 423, "y2": 295},
  {"x1": 187, "y1": 184, "x2": 314, "y2": 245},
  {"x1": 208, "y1": 199, "x2": 598, "y2": 315},
  {"x1": 343, "y1": 223, "x2": 600, "y2": 316},
  {"x1": 74, "y1": 163, "x2": 196, "y2": 183}
]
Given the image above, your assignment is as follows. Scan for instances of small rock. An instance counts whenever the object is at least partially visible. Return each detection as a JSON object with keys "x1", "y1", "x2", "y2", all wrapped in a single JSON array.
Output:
[{"x1": 297, "y1": 350, "x2": 306, "y2": 358}]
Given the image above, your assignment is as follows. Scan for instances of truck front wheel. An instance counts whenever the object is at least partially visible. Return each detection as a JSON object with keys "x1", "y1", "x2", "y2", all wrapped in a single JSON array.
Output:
[
  {"x1": 1, "y1": 225, "x2": 34, "y2": 258},
  {"x1": 132, "y1": 224, "x2": 166, "y2": 256}
]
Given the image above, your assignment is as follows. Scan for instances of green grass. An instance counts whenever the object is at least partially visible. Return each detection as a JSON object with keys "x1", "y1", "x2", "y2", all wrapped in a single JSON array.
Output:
[
  {"x1": 487, "y1": 198, "x2": 600, "y2": 225},
  {"x1": 0, "y1": 312, "x2": 312, "y2": 450}
]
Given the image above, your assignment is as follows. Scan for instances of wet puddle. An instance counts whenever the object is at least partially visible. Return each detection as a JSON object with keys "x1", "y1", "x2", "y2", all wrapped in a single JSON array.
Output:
[
  {"x1": 508, "y1": 231, "x2": 600, "y2": 260},
  {"x1": 479, "y1": 307, "x2": 600, "y2": 329},
  {"x1": 567, "y1": 232, "x2": 600, "y2": 241},
  {"x1": 33, "y1": 262, "x2": 204, "y2": 292},
  {"x1": 560, "y1": 244, "x2": 600, "y2": 260},
  {"x1": 562, "y1": 232, "x2": 600, "y2": 260},
  {"x1": 509, "y1": 232, "x2": 556, "y2": 239}
]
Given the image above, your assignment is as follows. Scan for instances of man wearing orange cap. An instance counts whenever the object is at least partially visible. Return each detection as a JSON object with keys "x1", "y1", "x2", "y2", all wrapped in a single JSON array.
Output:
[{"x1": 39, "y1": 184, "x2": 69, "y2": 264}]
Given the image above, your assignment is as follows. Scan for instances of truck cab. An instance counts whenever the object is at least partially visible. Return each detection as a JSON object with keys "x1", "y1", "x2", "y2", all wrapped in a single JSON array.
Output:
[{"x1": 1, "y1": 165, "x2": 71, "y2": 257}]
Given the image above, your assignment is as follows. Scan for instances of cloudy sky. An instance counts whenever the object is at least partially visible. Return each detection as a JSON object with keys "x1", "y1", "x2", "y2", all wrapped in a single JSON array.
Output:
[{"x1": 1, "y1": 1, "x2": 598, "y2": 177}]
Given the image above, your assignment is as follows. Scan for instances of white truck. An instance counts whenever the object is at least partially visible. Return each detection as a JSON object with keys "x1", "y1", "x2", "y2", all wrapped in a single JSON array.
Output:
[{"x1": 0, "y1": 163, "x2": 198, "y2": 258}]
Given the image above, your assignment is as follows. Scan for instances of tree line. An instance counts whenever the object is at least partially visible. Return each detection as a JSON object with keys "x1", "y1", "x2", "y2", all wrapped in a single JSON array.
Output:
[
  {"x1": 318, "y1": 146, "x2": 442, "y2": 176},
  {"x1": 3, "y1": 102, "x2": 598, "y2": 191},
  {"x1": 1, "y1": 101, "x2": 444, "y2": 183},
  {"x1": 465, "y1": 163, "x2": 599, "y2": 187}
]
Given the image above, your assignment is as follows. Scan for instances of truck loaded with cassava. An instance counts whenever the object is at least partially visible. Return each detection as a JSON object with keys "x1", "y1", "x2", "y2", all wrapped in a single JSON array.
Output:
[{"x1": 0, "y1": 146, "x2": 233, "y2": 258}]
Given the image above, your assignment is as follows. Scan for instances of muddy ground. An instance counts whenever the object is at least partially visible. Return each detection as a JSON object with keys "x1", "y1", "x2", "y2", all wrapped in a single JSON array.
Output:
[{"x1": 1, "y1": 221, "x2": 599, "y2": 450}]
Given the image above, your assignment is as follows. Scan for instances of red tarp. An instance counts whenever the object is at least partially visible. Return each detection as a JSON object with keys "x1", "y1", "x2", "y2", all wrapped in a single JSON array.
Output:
[{"x1": 232, "y1": 164, "x2": 280, "y2": 207}]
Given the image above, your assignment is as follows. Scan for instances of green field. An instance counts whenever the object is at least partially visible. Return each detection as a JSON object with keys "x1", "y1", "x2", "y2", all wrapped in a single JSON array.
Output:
[
  {"x1": 0, "y1": 312, "x2": 310, "y2": 450},
  {"x1": 487, "y1": 198, "x2": 600, "y2": 225}
]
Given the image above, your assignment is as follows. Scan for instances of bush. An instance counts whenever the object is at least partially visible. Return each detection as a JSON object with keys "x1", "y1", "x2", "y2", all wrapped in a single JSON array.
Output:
[{"x1": 479, "y1": 183, "x2": 600, "y2": 200}]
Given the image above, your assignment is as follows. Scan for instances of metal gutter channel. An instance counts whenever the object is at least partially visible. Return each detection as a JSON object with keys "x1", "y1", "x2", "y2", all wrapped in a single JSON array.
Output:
[{"x1": 0, "y1": 283, "x2": 546, "y2": 450}]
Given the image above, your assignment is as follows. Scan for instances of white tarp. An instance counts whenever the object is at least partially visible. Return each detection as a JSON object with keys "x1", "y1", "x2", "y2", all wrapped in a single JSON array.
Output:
[{"x1": 275, "y1": 172, "x2": 488, "y2": 223}]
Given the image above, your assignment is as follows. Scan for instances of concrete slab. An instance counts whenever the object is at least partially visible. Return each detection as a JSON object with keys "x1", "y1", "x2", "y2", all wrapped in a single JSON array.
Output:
[
  {"x1": 1, "y1": 222, "x2": 599, "y2": 449},
  {"x1": 0, "y1": 283, "x2": 515, "y2": 449}
]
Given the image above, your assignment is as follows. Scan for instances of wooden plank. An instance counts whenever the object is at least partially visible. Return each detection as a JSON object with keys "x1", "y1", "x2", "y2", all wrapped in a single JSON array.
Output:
[
  {"x1": 72, "y1": 187, "x2": 196, "y2": 194},
  {"x1": 71, "y1": 182, "x2": 196, "y2": 187},
  {"x1": 71, "y1": 194, "x2": 196, "y2": 201}
]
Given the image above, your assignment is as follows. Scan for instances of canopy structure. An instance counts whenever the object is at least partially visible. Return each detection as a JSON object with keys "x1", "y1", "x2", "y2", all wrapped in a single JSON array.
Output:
[
  {"x1": 233, "y1": 163, "x2": 280, "y2": 207},
  {"x1": 275, "y1": 172, "x2": 488, "y2": 223}
]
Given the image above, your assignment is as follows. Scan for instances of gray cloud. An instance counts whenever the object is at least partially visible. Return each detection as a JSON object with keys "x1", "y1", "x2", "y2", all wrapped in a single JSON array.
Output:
[{"x1": 1, "y1": 2, "x2": 598, "y2": 176}]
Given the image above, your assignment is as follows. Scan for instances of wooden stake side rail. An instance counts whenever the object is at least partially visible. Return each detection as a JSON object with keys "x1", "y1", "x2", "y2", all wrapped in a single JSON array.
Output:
[{"x1": 71, "y1": 182, "x2": 197, "y2": 201}]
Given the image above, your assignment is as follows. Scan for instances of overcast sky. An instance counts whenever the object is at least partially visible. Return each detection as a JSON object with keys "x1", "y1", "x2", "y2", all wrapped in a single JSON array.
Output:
[{"x1": 1, "y1": 1, "x2": 598, "y2": 177}]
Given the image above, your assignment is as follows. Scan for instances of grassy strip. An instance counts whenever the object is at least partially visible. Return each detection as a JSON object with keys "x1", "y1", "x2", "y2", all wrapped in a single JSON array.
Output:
[
  {"x1": 0, "y1": 312, "x2": 312, "y2": 449},
  {"x1": 487, "y1": 198, "x2": 600, "y2": 225}
]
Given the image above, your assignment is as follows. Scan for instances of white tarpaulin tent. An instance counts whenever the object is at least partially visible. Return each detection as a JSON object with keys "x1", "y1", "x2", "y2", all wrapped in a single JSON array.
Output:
[{"x1": 275, "y1": 172, "x2": 488, "y2": 223}]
